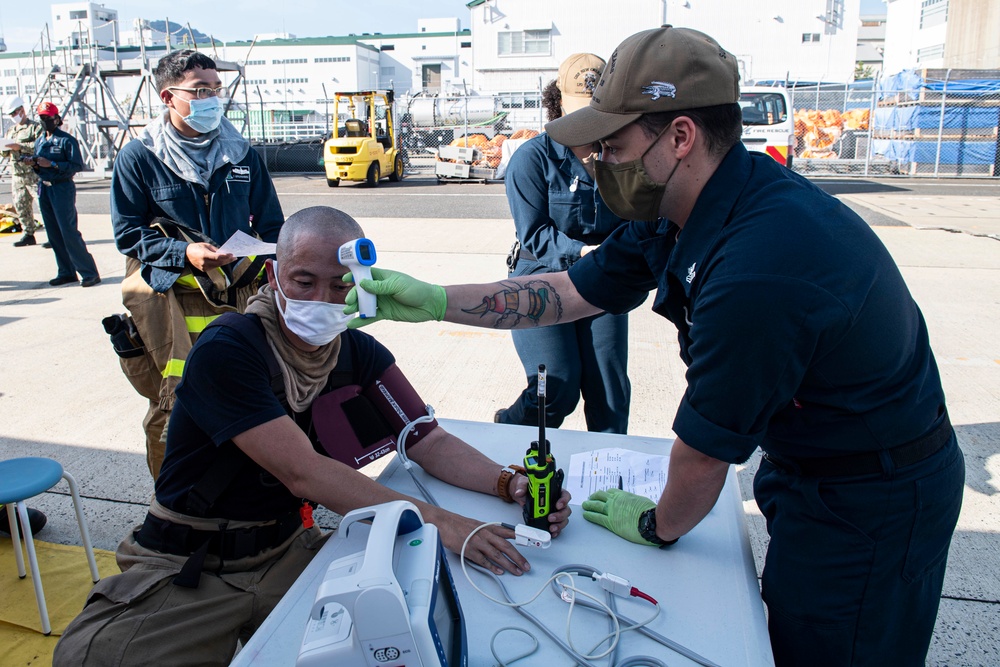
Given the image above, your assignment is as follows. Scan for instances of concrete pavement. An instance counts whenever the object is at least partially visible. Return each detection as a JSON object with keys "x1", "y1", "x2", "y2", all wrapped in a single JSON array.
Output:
[{"x1": 0, "y1": 180, "x2": 997, "y2": 665}]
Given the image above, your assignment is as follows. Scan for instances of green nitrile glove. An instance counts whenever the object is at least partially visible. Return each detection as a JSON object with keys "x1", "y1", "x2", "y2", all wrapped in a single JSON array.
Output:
[
  {"x1": 344, "y1": 267, "x2": 447, "y2": 329},
  {"x1": 582, "y1": 489, "x2": 659, "y2": 546}
]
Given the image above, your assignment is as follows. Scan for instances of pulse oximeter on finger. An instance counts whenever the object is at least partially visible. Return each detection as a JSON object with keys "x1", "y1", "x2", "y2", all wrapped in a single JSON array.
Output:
[{"x1": 339, "y1": 237, "x2": 377, "y2": 318}]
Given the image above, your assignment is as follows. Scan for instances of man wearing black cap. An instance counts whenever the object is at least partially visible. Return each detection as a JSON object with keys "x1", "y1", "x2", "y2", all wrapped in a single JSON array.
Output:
[{"x1": 342, "y1": 26, "x2": 964, "y2": 667}]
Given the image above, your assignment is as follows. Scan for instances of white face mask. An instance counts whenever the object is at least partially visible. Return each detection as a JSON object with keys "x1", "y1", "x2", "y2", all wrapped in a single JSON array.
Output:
[
  {"x1": 11, "y1": 112, "x2": 25, "y2": 125},
  {"x1": 273, "y1": 262, "x2": 351, "y2": 346}
]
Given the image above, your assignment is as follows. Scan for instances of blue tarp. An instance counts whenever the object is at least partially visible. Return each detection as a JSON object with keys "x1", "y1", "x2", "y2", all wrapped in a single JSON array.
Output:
[
  {"x1": 871, "y1": 138, "x2": 997, "y2": 165},
  {"x1": 873, "y1": 105, "x2": 1000, "y2": 132},
  {"x1": 878, "y1": 69, "x2": 1000, "y2": 97}
]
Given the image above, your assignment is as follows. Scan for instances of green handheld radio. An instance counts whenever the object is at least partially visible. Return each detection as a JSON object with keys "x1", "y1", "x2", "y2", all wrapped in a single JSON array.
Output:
[{"x1": 523, "y1": 365, "x2": 564, "y2": 530}]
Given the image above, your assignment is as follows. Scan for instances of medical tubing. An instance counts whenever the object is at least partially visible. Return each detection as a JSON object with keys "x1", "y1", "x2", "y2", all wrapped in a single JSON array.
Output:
[
  {"x1": 395, "y1": 405, "x2": 439, "y2": 506},
  {"x1": 548, "y1": 565, "x2": 661, "y2": 661},
  {"x1": 469, "y1": 562, "x2": 602, "y2": 667},
  {"x1": 490, "y1": 626, "x2": 540, "y2": 667},
  {"x1": 550, "y1": 565, "x2": 722, "y2": 667}
]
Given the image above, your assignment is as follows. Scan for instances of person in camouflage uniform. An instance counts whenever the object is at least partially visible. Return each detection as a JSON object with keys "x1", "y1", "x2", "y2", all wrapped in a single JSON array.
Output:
[{"x1": 2, "y1": 96, "x2": 44, "y2": 246}]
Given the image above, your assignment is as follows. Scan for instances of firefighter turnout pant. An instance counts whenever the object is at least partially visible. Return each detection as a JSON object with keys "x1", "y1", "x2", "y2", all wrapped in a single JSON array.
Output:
[{"x1": 119, "y1": 258, "x2": 261, "y2": 480}]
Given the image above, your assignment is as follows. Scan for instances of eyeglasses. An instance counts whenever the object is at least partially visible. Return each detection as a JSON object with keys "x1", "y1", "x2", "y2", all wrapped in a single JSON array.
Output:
[{"x1": 167, "y1": 86, "x2": 230, "y2": 100}]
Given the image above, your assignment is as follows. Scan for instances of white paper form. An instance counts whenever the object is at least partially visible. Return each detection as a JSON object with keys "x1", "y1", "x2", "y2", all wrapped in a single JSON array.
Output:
[
  {"x1": 216, "y1": 230, "x2": 275, "y2": 257},
  {"x1": 1, "y1": 138, "x2": 23, "y2": 150},
  {"x1": 566, "y1": 447, "x2": 670, "y2": 505}
]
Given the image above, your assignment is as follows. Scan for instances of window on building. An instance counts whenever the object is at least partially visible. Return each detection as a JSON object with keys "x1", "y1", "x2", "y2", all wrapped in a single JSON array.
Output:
[
  {"x1": 801, "y1": 33, "x2": 821, "y2": 43},
  {"x1": 69, "y1": 10, "x2": 88, "y2": 19},
  {"x1": 917, "y1": 43, "x2": 945, "y2": 63},
  {"x1": 272, "y1": 58, "x2": 307, "y2": 65},
  {"x1": 3, "y1": 69, "x2": 16, "y2": 77},
  {"x1": 5, "y1": 86, "x2": 17, "y2": 95},
  {"x1": 315, "y1": 56, "x2": 351, "y2": 63},
  {"x1": 24, "y1": 85, "x2": 36, "y2": 94},
  {"x1": 920, "y1": 0, "x2": 948, "y2": 29},
  {"x1": 380, "y1": 45, "x2": 395, "y2": 51},
  {"x1": 273, "y1": 77, "x2": 308, "y2": 84},
  {"x1": 246, "y1": 59, "x2": 265, "y2": 66},
  {"x1": 498, "y1": 30, "x2": 551, "y2": 56},
  {"x1": 461, "y1": 42, "x2": 471, "y2": 48}
]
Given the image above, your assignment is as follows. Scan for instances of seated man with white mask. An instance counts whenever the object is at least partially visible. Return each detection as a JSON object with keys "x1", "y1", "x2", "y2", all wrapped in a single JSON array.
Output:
[{"x1": 54, "y1": 206, "x2": 571, "y2": 667}]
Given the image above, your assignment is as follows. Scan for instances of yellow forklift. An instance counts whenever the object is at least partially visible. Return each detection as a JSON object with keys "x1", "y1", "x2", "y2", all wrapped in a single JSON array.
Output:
[{"x1": 323, "y1": 90, "x2": 404, "y2": 187}]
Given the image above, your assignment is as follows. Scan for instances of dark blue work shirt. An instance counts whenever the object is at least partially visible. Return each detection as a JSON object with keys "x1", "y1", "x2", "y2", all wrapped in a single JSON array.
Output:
[
  {"x1": 34, "y1": 128, "x2": 83, "y2": 182},
  {"x1": 110, "y1": 131, "x2": 283, "y2": 293},
  {"x1": 569, "y1": 144, "x2": 945, "y2": 463},
  {"x1": 506, "y1": 133, "x2": 624, "y2": 274}
]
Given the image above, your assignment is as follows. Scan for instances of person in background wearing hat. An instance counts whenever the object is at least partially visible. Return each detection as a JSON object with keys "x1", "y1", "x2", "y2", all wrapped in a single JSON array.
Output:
[
  {"x1": 341, "y1": 26, "x2": 964, "y2": 667},
  {"x1": 1, "y1": 96, "x2": 44, "y2": 247},
  {"x1": 495, "y1": 53, "x2": 632, "y2": 434},
  {"x1": 29, "y1": 102, "x2": 101, "y2": 287}
]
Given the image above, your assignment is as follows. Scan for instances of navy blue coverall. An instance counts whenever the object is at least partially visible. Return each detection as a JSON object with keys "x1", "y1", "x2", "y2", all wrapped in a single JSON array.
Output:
[
  {"x1": 34, "y1": 128, "x2": 99, "y2": 282},
  {"x1": 500, "y1": 133, "x2": 632, "y2": 433}
]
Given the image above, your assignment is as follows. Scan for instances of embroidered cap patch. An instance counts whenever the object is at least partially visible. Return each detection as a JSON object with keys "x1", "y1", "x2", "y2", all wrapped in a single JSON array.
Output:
[{"x1": 641, "y1": 81, "x2": 677, "y2": 101}]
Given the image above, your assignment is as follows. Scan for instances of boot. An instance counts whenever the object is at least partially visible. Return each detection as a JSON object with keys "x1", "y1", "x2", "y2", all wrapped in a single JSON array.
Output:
[
  {"x1": 0, "y1": 505, "x2": 48, "y2": 537},
  {"x1": 13, "y1": 233, "x2": 36, "y2": 247}
]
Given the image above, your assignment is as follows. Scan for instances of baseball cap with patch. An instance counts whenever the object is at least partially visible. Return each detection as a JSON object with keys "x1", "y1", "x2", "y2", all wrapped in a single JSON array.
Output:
[
  {"x1": 546, "y1": 26, "x2": 740, "y2": 147},
  {"x1": 37, "y1": 101, "x2": 60, "y2": 117},
  {"x1": 556, "y1": 53, "x2": 606, "y2": 115}
]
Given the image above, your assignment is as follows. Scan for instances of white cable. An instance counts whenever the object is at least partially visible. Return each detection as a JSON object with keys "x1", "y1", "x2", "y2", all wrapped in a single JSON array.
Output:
[
  {"x1": 396, "y1": 404, "x2": 439, "y2": 506},
  {"x1": 490, "y1": 626, "x2": 539, "y2": 667}
]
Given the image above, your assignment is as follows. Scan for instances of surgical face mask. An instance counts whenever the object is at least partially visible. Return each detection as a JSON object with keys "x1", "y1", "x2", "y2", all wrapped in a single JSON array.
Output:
[
  {"x1": 273, "y1": 262, "x2": 351, "y2": 347},
  {"x1": 11, "y1": 112, "x2": 25, "y2": 125},
  {"x1": 182, "y1": 96, "x2": 224, "y2": 134},
  {"x1": 594, "y1": 125, "x2": 678, "y2": 222}
]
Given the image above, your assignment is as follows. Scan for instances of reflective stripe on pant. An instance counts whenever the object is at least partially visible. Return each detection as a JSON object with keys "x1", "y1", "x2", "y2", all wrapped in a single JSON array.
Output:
[
  {"x1": 39, "y1": 180, "x2": 98, "y2": 280},
  {"x1": 753, "y1": 435, "x2": 964, "y2": 667},
  {"x1": 119, "y1": 258, "x2": 260, "y2": 480}
]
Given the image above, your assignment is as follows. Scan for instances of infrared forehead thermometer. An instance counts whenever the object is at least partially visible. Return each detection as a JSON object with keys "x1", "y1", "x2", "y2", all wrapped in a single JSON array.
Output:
[{"x1": 338, "y1": 238, "x2": 377, "y2": 318}]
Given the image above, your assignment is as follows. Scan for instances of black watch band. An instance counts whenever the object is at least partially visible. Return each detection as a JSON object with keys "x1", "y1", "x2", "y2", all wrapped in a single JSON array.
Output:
[{"x1": 638, "y1": 508, "x2": 676, "y2": 546}]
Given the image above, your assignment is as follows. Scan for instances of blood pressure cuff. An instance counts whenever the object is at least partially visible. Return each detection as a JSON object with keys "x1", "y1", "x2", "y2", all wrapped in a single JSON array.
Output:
[{"x1": 311, "y1": 363, "x2": 438, "y2": 470}]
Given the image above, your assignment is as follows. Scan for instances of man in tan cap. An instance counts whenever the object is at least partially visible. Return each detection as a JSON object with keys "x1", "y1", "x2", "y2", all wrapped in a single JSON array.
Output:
[
  {"x1": 346, "y1": 26, "x2": 963, "y2": 666},
  {"x1": 496, "y1": 51, "x2": 631, "y2": 435}
]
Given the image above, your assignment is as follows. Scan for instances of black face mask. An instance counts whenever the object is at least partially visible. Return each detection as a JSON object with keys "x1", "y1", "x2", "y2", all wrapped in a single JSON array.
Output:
[{"x1": 40, "y1": 117, "x2": 59, "y2": 133}]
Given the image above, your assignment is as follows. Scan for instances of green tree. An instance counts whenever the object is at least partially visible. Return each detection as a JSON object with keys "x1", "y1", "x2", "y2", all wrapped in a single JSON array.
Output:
[{"x1": 854, "y1": 62, "x2": 875, "y2": 80}]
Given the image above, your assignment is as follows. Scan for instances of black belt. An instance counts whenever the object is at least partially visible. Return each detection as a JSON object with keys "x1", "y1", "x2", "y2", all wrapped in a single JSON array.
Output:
[
  {"x1": 764, "y1": 413, "x2": 952, "y2": 477},
  {"x1": 134, "y1": 511, "x2": 302, "y2": 562}
]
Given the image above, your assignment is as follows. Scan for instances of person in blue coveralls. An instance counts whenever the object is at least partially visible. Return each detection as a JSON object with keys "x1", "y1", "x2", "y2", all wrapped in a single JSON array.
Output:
[
  {"x1": 496, "y1": 52, "x2": 632, "y2": 433},
  {"x1": 28, "y1": 102, "x2": 101, "y2": 287},
  {"x1": 341, "y1": 27, "x2": 965, "y2": 667}
]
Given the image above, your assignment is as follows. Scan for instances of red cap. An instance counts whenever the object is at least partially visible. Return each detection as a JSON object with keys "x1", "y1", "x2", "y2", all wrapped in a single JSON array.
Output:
[{"x1": 36, "y1": 101, "x2": 60, "y2": 117}]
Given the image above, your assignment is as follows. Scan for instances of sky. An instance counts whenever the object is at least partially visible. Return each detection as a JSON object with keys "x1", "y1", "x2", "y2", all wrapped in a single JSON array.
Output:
[
  {"x1": 1, "y1": 0, "x2": 889, "y2": 54},
  {"x1": 0, "y1": 0, "x2": 473, "y2": 53}
]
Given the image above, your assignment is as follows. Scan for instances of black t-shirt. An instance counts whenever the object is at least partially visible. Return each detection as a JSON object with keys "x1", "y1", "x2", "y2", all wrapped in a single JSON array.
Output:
[{"x1": 156, "y1": 322, "x2": 396, "y2": 521}]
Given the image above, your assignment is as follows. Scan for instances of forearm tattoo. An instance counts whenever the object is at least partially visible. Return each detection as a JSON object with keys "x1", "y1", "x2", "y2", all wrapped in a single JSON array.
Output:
[{"x1": 462, "y1": 279, "x2": 563, "y2": 328}]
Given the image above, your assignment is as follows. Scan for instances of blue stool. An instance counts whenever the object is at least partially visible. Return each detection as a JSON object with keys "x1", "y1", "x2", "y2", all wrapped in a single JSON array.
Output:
[{"x1": 0, "y1": 457, "x2": 100, "y2": 635}]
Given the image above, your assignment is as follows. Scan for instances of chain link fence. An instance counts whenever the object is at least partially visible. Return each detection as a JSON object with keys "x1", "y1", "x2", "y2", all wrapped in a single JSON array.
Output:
[
  {"x1": 4, "y1": 74, "x2": 998, "y2": 180},
  {"x1": 785, "y1": 72, "x2": 1000, "y2": 178}
]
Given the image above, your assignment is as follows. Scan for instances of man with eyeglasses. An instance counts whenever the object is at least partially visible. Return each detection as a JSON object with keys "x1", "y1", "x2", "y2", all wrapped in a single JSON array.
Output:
[{"x1": 110, "y1": 49, "x2": 284, "y2": 479}]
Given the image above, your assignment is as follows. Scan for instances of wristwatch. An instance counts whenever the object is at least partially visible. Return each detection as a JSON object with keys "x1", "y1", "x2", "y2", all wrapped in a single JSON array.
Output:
[
  {"x1": 497, "y1": 465, "x2": 525, "y2": 503},
  {"x1": 638, "y1": 508, "x2": 677, "y2": 546}
]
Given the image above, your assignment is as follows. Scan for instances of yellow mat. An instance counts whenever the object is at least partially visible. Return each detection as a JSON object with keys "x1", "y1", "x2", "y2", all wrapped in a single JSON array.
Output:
[{"x1": 0, "y1": 538, "x2": 118, "y2": 666}]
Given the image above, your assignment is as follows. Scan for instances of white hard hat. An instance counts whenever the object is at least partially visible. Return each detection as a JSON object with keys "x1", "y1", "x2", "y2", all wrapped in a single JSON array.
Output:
[{"x1": 3, "y1": 96, "x2": 25, "y2": 115}]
